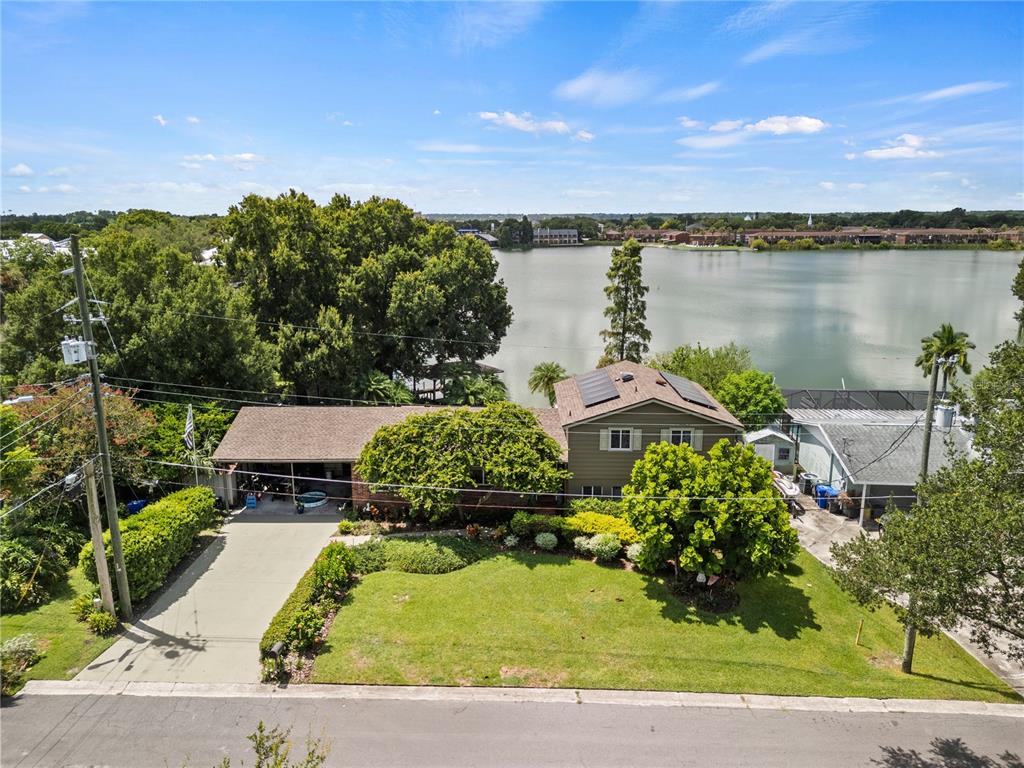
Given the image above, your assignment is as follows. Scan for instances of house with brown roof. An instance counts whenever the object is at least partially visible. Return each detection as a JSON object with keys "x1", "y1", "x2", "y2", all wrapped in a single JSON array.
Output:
[
  {"x1": 210, "y1": 362, "x2": 742, "y2": 508},
  {"x1": 552, "y1": 361, "x2": 744, "y2": 498}
]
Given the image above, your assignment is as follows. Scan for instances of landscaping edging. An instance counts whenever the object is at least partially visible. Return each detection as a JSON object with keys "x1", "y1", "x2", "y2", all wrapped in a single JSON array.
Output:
[{"x1": 17, "y1": 680, "x2": 1024, "y2": 717}]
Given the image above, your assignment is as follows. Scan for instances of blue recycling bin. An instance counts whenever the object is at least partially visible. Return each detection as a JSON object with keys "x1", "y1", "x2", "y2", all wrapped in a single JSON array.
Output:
[
  {"x1": 245, "y1": 493, "x2": 258, "y2": 509},
  {"x1": 125, "y1": 499, "x2": 149, "y2": 516}
]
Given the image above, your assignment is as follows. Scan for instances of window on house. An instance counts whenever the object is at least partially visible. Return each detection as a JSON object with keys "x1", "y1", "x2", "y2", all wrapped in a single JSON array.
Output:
[
  {"x1": 609, "y1": 428, "x2": 632, "y2": 450},
  {"x1": 668, "y1": 428, "x2": 692, "y2": 446},
  {"x1": 778, "y1": 447, "x2": 791, "y2": 461},
  {"x1": 610, "y1": 486, "x2": 623, "y2": 499},
  {"x1": 581, "y1": 485, "x2": 602, "y2": 497}
]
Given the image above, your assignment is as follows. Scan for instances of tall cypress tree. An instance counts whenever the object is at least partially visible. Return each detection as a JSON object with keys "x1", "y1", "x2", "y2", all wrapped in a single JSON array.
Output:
[{"x1": 599, "y1": 238, "x2": 651, "y2": 366}]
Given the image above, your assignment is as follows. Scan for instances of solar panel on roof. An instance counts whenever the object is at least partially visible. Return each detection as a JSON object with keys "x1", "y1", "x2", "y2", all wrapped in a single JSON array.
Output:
[
  {"x1": 577, "y1": 369, "x2": 619, "y2": 407},
  {"x1": 659, "y1": 371, "x2": 717, "y2": 410}
]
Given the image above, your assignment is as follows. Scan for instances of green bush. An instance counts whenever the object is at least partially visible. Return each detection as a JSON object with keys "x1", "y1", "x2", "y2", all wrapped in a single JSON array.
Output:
[
  {"x1": 568, "y1": 498, "x2": 626, "y2": 517},
  {"x1": 79, "y1": 487, "x2": 217, "y2": 602},
  {"x1": 587, "y1": 533, "x2": 622, "y2": 562},
  {"x1": 349, "y1": 537, "x2": 491, "y2": 576},
  {"x1": 1, "y1": 634, "x2": 42, "y2": 697},
  {"x1": 71, "y1": 590, "x2": 100, "y2": 622},
  {"x1": 260, "y1": 562, "x2": 318, "y2": 658},
  {"x1": 562, "y1": 511, "x2": 638, "y2": 545},
  {"x1": 287, "y1": 602, "x2": 329, "y2": 651},
  {"x1": 0, "y1": 531, "x2": 79, "y2": 612},
  {"x1": 534, "y1": 532, "x2": 558, "y2": 550},
  {"x1": 337, "y1": 519, "x2": 355, "y2": 535},
  {"x1": 510, "y1": 511, "x2": 564, "y2": 537},
  {"x1": 311, "y1": 543, "x2": 354, "y2": 601},
  {"x1": 86, "y1": 610, "x2": 119, "y2": 636}
]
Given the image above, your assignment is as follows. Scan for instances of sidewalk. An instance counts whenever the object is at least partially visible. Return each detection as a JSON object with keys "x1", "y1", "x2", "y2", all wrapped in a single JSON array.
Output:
[{"x1": 790, "y1": 498, "x2": 1024, "y2": 697}]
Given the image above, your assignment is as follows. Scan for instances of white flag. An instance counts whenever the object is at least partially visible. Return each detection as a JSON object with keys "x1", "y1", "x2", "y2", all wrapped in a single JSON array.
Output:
[{"x1": 183, "y1": 404, "x2": 195, "y2": 451}]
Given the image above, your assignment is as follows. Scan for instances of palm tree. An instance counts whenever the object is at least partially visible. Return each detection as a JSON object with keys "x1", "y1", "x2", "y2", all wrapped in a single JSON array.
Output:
[
  {"x1": 528, "y1": 362, "x2": 569, "y2": 406},
  {"x1": 915, "y1": 323, "x2": 976, "y2": 394}
]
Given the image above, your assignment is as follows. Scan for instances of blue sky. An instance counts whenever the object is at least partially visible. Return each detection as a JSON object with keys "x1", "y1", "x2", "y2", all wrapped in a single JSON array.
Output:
[{"x1": 2, "y1": 1, "x2": 1022, "y2": 215}]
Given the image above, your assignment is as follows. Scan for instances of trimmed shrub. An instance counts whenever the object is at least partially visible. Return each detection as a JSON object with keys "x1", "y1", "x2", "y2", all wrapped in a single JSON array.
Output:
[
  {"x1": 311, "y1": 543, "x2": 354, "y2": 601},
  {"x1": 510, "y1": 511, "x2": 564, "y2": 537},
  {"x1": 71, "y1": 590, "x2": 100, "y2": 622},
  {"x1": 588, "y1": 533, "x2": 622, "y2": 562},
  {"x1": 573, "y1": 535, "x2": 591, "y2": 554},
  {"x1": 503, "y1": 534, "x2": 519, "y2": 548},
  {"x1": 86, "y1": 610, "x2": 119, "y2": 636},
  {"x1": 1, "y1": 634, "x2": 42, "y2": 697},
  {"x1": 534, "y1": 532, "x2": 557, "y2": 551},
  {"x1": 260, "y1": 562, "x2": 318, "y2": 658},
  {"x1": 349, "y1": 537, "x2": 492, "y2": 576},
  {"x1": 287, "y1": 602, "x2": 329, "y2": 651},
  {"x1": 336, "y1": 519, "x2": 354, "y2": 534},
  {"x1": 626, "y1": 542, "x2": 645, "y2": 564},
  {"x1": 562, "y1": 511, "x2": 638, "y2": 545},
  {"x1": 569, "y1": 497, "x2": 626, "y2": 518},
  {"x1": 79, "y1": 487, "x2": 217, "y2": 602}
]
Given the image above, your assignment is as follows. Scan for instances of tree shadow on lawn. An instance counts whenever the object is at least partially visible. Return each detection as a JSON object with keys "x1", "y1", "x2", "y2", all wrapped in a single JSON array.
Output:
[{"x1": 642, "y1": 561, "x2": 822, "y2": 640}]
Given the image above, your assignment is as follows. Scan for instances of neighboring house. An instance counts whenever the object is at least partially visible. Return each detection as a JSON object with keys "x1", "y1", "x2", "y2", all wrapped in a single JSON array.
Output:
[
  {"x1": 785, "y1": 408, "x2": 971, "y2": 523},
  {"x1": 211, "y1": 405, "x2": 567, "y2": 508},
  {"x1": 533, "y1": 228, "x2": 579, "y2": 246},
  {"x1": 744, "y1": 428, "x2": 795, "y2": 474},
  {"x1": 553, "y1": 362, "x2": 744, "y2": 499}
]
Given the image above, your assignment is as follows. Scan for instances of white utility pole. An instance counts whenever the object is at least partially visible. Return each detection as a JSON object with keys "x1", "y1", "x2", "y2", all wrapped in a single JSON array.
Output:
[{"x1": 67, "y1": 235, "x2": 133, "y2": 619}]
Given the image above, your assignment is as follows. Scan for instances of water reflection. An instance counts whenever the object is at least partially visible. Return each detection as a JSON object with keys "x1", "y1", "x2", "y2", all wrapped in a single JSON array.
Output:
[{"x1": 488, "y1": 246, "x2": 1019, "y2": 406}]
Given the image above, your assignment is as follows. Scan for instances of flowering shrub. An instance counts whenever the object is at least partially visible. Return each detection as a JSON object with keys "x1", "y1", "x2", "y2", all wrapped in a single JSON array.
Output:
[
  {"x1": 534, "y1": 532, "x2": 557, "y2": 551},
  {"x1": 588, "y1": 533, "x2": 622, "y2": 562},
  {"x1": 503, "y1": 534, "x2": 519, "y2": 548},
  {"x1": 1, "y1": 634, "x2": 41, "y2": 696},
  {"x1": 573, "y1": 536, "x2": 591, "y2": 554},
  {"x1": 626, "y1": 542, "x2": 645, "y2": 565}
]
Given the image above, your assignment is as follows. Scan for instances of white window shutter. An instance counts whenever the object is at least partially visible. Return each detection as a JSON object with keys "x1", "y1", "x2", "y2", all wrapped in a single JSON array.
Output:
[
  {"x1": 692, "y1": 429, "x2": 703, "y2": 451},
  {"x1": 660, "y1": 428, "x2": 670, "y2": 443},
  {"x1": 633, "y1": 427, "x2": 643, "y2": 450},
  {"x1": 599, "y1": 428, "x2": 609, "y2": 451}
]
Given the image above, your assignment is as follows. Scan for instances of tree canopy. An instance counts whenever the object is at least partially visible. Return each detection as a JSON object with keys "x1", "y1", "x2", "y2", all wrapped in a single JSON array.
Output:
[
  {"x1": 356, "y1": 402, "x2": 568, "y2": 524},
  {"x1": 598, "y1": 239, "x2": 650, "y2": 366},
  {"x1": 647, "y1": 342, "x2": 753, "y2": 396},
  {"x1": 622, "y1": 440, "x2": 798, "y2": 580},
  {"x1": 714, "y1": 370, "x2": 787, "y2": 429},
  {"x1": 527, "y1": 362, "x2": 569, "y2": 406}
]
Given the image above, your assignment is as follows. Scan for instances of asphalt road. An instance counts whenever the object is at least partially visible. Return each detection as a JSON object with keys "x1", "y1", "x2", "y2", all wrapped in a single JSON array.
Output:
[{"x1": 3, "y1": 691, "x2": 1022, "y2": 768}]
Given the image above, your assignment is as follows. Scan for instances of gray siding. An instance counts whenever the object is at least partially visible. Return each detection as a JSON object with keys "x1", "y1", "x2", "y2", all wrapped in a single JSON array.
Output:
[
  {"x1": 748, "y1": 436, "x2": 796, "y2": 474},
  {"x1": 566, "y1": 402, "x2": 742, "y2": 495}
]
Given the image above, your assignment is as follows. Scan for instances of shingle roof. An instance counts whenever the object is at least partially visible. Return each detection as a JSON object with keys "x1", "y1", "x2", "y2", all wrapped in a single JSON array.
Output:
[
  {"x1": 814, "y1": 422, "x2": 971, "y2": 486},
  {"x1": 212, "y1": 405, "x2": 567, "y2": 464},
  {"x1": 553, "y1": 361, "x2": 743, "y2": 429}
]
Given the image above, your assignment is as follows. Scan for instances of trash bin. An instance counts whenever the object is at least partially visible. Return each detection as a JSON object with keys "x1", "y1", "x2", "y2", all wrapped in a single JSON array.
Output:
[
  {"x1": 800, "y1": 472, "x2": 820, "y2": 496},
  {"x1": 125, "y1": 499, "x2": 149, "y2": 516}
]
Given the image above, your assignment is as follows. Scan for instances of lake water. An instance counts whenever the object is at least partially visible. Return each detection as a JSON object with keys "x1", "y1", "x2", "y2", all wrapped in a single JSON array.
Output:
[{"x1": 487, "y1": 246, "x2": 1020, "y2": 406}]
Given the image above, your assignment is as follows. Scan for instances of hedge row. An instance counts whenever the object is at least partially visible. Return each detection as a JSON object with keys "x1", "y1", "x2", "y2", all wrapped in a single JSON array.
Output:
[
  {"x1": 509, "y1": 510, "x2": 638, "y2": 545},
  {"x1": 79, "y1": 487, "x2": 217, "y2": 602},
  {"x1": 259, "y1": 542, "x2": 354, "y2": 659}
]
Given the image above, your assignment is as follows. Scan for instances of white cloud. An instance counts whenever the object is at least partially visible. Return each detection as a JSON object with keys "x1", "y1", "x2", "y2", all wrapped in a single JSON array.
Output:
[
  {"x1": 450, "y1": 2, "x2": 543, "y2": 50},
  {"x1": 917, "y1": 81, "x2": 1007, "y2": 103},
  {"x1": 563, "y1": 188, "x2": 611, "y2": 198},
  {"x1": 677, "y1": 116, "x2": 703, "y2": 129},
  {"x1": 847, "y1": 182, "x2": 867, "y2": 190},
  {"x1": 554, "y1": 68, "x2": 655, "y2": 107},
  {"x1": 710, "y1": 119, "x2": 744, "y2": 132},
  {"x1": 721, "y1": 0, "x2": 793, "y2": 32},
  {"x1": 6, "y1": 163, "x2": 34, "y2": 177},
  {"x1": 181, "y1": 152, "x2": 266, "y2": 170},
  {"x1": 153, "y1": 114, "x2": 168, "y2": 127},
  {"x1": 433, "y1": 109, "x2": 442, "y2": 116},
  {"x1": 745, "y1": 115, "x2": 828, "y2": 135},
  {"x1": 478, "y1": 111, "x2": 570, "y2": 135},
  {"x1": 573, "y1": 129, "x2": 595, "y2": 143},
  {"x1": 861, "y1": 133, "x2": 941, "y2": 160},
  {"x1": 45, "y1": 166, "x2": 71, "y2": 176},
  {"x1": 186, "y1": 116, "x2": 201, "y2": 124},
  {"x1": 657, "y1": 81, "x2": 720, "y2": 103},
  {"x1": 960, "y1": 177, "x2": 978, "y2": 189},
  {"x1": 844, "y1": 152, "x2": 857, "y2": 161},
  {"x1": 819, "y1": 181, "x2": 836, "y2": 190},
  {"x1": 676, "y1": 132, "x2": 750, "y2": 150},
  {"x1": 37, "y1": 183, "x2": 75, "y2": 193},
  {"x1": 17, "y1": 185, "x2": 31, "y2": 193}
]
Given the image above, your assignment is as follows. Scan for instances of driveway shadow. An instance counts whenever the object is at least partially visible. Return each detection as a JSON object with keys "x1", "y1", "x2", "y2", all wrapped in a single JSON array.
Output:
[
  {"x1": 872, "y1": 737, "x2": 1022, "y2": 767},
  {"x1": 641, "y1": 562, "x2": 821, "y2": 639}
]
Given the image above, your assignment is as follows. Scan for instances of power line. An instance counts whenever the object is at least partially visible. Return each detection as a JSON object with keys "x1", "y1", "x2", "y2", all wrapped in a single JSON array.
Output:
[{"x1": 0, "y1": 473, "x2": 81, "y2": 521}]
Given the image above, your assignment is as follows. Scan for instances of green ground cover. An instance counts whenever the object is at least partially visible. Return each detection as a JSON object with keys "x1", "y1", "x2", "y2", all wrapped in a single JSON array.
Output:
[
  {"x1": 313, "y1": 547, "x2": 1018, "y2": 702},
  {"x1": 1, "y1": 568, "x2": 117, "y2": 686}
]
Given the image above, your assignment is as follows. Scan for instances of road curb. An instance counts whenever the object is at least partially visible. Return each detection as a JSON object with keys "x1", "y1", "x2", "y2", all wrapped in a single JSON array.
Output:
[{"x1": 17, "y1": 680, "x2": 1024, "y2": 717}]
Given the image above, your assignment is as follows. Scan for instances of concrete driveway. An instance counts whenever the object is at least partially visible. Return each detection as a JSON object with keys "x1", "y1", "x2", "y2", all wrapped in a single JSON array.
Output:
[{"x1": 75, "y1": 505, "x2": 338, "y2": 684}]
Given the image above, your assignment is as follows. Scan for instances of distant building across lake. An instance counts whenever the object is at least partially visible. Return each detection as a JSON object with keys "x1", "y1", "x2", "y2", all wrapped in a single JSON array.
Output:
[{"x1": 533, "y1": 228, "x2": 579, "y2": 246}]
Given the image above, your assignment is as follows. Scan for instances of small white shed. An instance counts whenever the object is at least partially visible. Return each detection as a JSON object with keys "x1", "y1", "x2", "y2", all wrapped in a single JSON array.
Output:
[{"x1": 744, "y1": 428, "x2": 796, "y2": 473}]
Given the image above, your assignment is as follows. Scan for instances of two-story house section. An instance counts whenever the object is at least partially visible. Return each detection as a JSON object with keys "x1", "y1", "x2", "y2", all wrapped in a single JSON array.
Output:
[{"x1": 553, "y1": 361, "x2": 745, "y2": 498}]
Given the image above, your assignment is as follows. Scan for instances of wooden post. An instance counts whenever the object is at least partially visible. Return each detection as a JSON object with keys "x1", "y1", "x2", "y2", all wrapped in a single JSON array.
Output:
[
  {"x1": 290, "y1": 462, "x2": 296, "y2": 502},
  {"x1": 84, "y1": 461, "x2": 116, "y2": 616},
  {"x1": 855, "y1": 618, "x2": 864, "y2": 647},
  {"x1": 858, "y1": 483, "x2": 870, "y2": 527}
]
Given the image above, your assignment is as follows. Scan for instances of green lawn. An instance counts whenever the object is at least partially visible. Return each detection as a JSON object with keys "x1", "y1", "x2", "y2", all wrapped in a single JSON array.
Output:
[
  {"x1": 1, "y1": 568, "x2": 117, "y2": 686},
  {"x1": 313, "y1": 548, "x2": 1019, "y2": 702}
]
